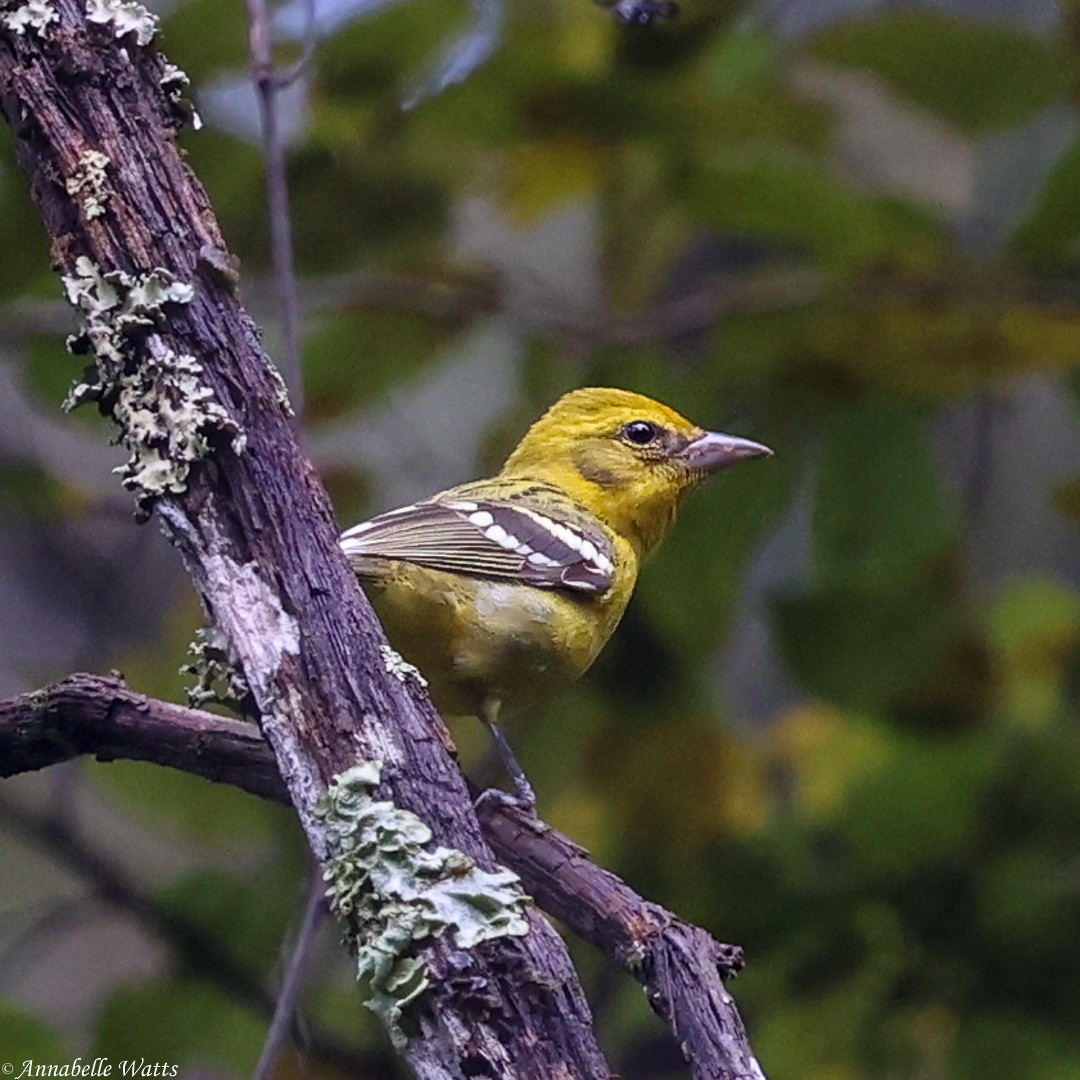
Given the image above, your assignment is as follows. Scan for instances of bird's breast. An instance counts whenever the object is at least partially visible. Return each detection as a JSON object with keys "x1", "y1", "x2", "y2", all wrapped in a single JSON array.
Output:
[{"x1": 361, "y1": 563, "x2": 628, "y2": 717}]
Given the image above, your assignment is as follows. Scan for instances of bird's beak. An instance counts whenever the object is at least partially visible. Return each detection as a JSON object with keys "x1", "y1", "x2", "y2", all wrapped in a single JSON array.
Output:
[{"x1": 681, "y1": 430, "x2": 773, "y2": 472}]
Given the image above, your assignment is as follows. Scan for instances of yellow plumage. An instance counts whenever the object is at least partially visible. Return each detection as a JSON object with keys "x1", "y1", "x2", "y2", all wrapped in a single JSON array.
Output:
[{"x1": 340, "y1": 387, "x2": 770, "y2": 802}]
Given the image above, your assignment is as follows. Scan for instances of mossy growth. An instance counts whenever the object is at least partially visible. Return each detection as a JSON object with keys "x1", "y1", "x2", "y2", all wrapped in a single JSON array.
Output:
[{"x1": 318, "y1": 761, "x2": 531, "y2": 1047}]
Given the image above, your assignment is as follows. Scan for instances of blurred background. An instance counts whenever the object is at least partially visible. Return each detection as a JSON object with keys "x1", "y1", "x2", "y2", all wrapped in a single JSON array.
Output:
[{"x1": 2, "y1": 0, "x2": 1080, "y2": 1076}]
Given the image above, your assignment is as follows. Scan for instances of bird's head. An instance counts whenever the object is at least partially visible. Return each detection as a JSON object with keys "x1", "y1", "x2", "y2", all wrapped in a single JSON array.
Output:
[{"x1": 500, "y1": 387, "x2": 771, "y2": 556}]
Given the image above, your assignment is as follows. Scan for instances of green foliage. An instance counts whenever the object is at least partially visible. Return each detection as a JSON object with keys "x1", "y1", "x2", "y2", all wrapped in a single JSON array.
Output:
[
  {"x1": 0, "y1": 1001, "x2": 66, "y2": 1061},
  {"x1": 704, "y1": 26, "x2": 776, "y2": 99},
  {"x1": 22, "y1": 335, "x2": 98, "y2": 417},
  {"x1": 157, "y1": 867, "x2": 298, "y2": 975},
  {"x1": 0, "y1": 461, "x2": 70, "y2": 518},
  {"x1": 686, "y1": 152, "x2": 919, "y2": 268},
  {"x1": 0, "y1": 154, "x2": 56, "y2": 303},
  {"x1": 153, "y1": 0, "x2": 250, "y2": 77},
  {"x1": 811, "y1": 11, "x2": 1067, "y2": 134},
  {"x1": 93, "y1": 980, "x2": 266, "y2": 1073},
  {"x1": 1014, "y1": 133, "x2": 1080, "y2": 267},
  {"x1": 304, "y1": 308, "x2": 454, "y2": 422},
  {"x1": 812, "y1": 401, "x2": 953, "y2": 586},
  {"x1": 90, "y1": 756, "x2": 293, "y2": 845}
]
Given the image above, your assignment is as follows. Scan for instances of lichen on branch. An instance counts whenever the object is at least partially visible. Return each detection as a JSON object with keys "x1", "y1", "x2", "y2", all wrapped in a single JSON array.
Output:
[
  {"x1": 0, "y1": 0, "x2": 58, "y2": 36},
  {"x1": 62, "y1": 256, "x2": 245, "y2": 499},
  {"x1": 319, "y1": 761, "x2": 531, "y2": 1046},
  {"x1": 85, "y1": 0, "x2": 158, "y2": 44}
]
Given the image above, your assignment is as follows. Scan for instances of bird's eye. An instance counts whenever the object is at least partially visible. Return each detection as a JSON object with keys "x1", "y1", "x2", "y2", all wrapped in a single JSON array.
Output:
[{"x1": 622, "y1": 420, "x2": 660, "y2": 446}]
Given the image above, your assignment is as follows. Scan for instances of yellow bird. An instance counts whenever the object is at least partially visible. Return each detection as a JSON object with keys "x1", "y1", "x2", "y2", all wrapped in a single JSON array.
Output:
[{"x1": 340, "y1": 387, "x2": 771, "y2": 804}]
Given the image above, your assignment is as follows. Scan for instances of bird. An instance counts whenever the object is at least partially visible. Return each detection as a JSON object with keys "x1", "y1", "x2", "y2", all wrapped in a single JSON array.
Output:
[{"x1": 340, "y1": 387, "x2": 771, "y2": 805}]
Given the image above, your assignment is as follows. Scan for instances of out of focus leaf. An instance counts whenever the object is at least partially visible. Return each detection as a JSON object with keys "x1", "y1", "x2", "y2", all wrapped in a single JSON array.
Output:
[
  {"x1": 786, "y1": 400, "x2": 963, "y2": 719},
  {"x1": 93, "y1": 980, "x2": 266, "y2": 1071},
  {"x1": 685, "y1": 151, "x2": 918, "y2": 268},
  {"x1": 809, "y1": 291, "x2": 1080, "y2": 400},
  {"x1": 0, "y1": 167, "x2": 56, "y2": 304},
  {"x1": 767, "y1": 702, "x2": 892, "y2": 825},
  {"x1": 772, "y1": 583, "x2": 952, "y2": 714},
  {"x1": 0, "y1": 463, "x2": 71, "y2": 519},
  {"x1": 158, "y1": 868, "x2": 297, "y2": 974},
  {"x1": 403, "y1": 0, "x2": 504, "y2": 111},
  {"x1": 159, "y1": 0, "x2": 250, "y2": 77},
  {"x1": 304, "y1": 307, "x2": 453, "y2": 422},
  {"x1": 91, "y1": 758, "x2": 294, "y2": 845},
  {"x1": 951, "y1": 1013, "x2": 1080, "y2": 1080},
  {"x1": 1014, "y1": 133, "x2": 1080, "y2": 264},
  {"x1": 839, "y1": 726, "x2": 999, "y2": 881},
  {"x1": 813, "y1": 400, "x2": 953, "y2": 588},
  {"x1": 705, "y1": 26, "x2": 776, "y2": 99},
  {"x1": 502, "y1": 139, "x2": 601, "y2": 223},
  {"x1": 22, "y1": 334, "x2": 87, "y2": 415},
  {"x1": 282, "y1": 154, "x2": 448, "y2": 272},
  {"x1": 988, "y1": 576, "x2": 1080, "y2": 727},
  {"x1": 0, "y1": 1002, "x2": 65, "y2": 1061},
  {"x1": 811, "y1": 11, "x2": 1066, "y2": 135},
  {"x1": 1053, "y1": 475, "x2": 1080, "y2": 523},
  {"x1": 975, "y1": 847, "x2": 1080, "y2": 958}
]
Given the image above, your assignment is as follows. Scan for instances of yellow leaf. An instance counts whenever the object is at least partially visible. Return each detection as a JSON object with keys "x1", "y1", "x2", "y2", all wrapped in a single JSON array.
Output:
[
  {"x1": 503, "y1": 139, "x2": 600, "y2": 224},
  {"x1": 767, "y1": 702, "x2": 892, "y2": 822}
]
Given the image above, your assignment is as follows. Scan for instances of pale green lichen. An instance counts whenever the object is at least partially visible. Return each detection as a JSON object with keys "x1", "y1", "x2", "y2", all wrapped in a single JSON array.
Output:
[
  {"x1": 319, "y1": 761, "x2": 530, "y2": 1046},
  {"x1": 1, "y1": 0, "x2": 57, "y2": 35},
  {"x1": 85, "y1": 0, "x2": 157, "y2": 45},
  {"x1": 161, "y1": 62, "x2": 204, "y2": 131},
  {"x1": 182, "y1": 625, "x2": 251, "y2": 712},
  {"x1": 110, "y1": 346, "x2": 240, "y2": 494},
  {"x1": 66, "y1": 149, "x2": 111, "y2": 221},
  {"x1": 62, "y1": 256, "x2": 244, "y2": 498},
  {"x1": 266, "y1": 356, "x2": 295, "y2": 417},
  {"x1": 379, "y1": 644, "x2": 428, "y2": 688}
]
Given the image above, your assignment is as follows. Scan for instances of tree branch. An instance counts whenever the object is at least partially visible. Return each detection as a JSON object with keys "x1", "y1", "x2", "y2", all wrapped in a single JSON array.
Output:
[
  {"x1": 0, "y1": 672, "x2": 285, "y2": 798},
  {"x1": 1, "y1": 673, "x2": 765, "y2": 1080},
  {"x1": 0, "y1": 8, "x2": 604, "y2": 1076}
]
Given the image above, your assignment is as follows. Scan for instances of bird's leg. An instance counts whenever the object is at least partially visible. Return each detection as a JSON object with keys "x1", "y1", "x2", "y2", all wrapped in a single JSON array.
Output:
[{"x1": 479, "y1": 699, "x2": 537, "y2": 809}]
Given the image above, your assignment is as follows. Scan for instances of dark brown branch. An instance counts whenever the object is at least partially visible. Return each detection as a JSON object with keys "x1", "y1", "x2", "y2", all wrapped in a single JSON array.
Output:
[
  {"x1": 0, "y1": 672, "x2": 285, "y2": 798},
  {"x1": 1, "y1": 673, "x2": 766, "y2": 1080},
  {"x1": 476, "y1": 804, "x2": 764, "y2": 1080}
]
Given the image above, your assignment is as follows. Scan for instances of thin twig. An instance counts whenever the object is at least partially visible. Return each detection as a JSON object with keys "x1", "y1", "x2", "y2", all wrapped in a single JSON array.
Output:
[
  {"x1": 275, "y1": 0, "x2": 318, "y2": 90},
  {"x1": 252, "y1": 865, "x2": 329, "y2": 1080},
  {"x1": 246, "y1": 0, "x2": 306, "y2": 419}
]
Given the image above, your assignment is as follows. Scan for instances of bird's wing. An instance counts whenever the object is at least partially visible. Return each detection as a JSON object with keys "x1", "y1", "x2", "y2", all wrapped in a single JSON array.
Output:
[{"x1": 340, "y1": 494, "x2": 616, "y2": 594}]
